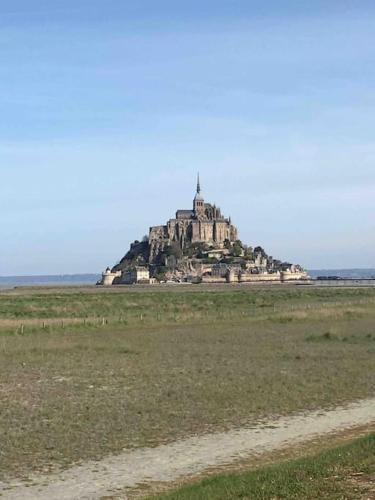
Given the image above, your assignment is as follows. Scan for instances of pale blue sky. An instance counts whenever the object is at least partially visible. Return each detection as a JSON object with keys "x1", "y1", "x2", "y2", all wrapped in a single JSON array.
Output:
[{"x1": 1, "y1": 1, "x2": 374, "y2": 274}]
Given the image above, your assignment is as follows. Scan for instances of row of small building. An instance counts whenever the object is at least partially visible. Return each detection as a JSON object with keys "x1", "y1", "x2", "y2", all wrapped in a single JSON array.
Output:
[{"x1": 99, "y1": 264, "x2": 308, "y2": 286}]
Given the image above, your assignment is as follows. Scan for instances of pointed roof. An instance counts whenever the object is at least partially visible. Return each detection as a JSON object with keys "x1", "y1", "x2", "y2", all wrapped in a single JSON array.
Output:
[{"x1": 194, "y1": 172, "x2": 204, "y2": 201}]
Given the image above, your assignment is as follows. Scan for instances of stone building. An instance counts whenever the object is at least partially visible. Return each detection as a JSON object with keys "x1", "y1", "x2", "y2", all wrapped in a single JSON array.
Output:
[
  {"x1": 120, "y1": 266, "x2": 150, "y2": 284},
  {"x1": 100, "y1": 268, "x2": 121, "y2": 286},
  {"x1": 98, "y1": 174, "x2": 308, "y2": 286},
  {"x1": 149, "y1": 175, "x2": 238, "y2": 262},
  {"x1": 212, "y1": 262, "x2": 242, "y2": 278}
]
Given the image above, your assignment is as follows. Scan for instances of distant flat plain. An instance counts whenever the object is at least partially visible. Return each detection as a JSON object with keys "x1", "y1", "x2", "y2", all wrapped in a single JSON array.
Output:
[{"x1": 0, "y1": 285, "x2": 374, "y2": 480}]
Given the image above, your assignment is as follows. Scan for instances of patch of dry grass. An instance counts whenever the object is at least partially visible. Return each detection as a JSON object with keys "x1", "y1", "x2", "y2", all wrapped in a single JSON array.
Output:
[{"x1": 0, "y1": 286, "x2": 374, "y2": 479}]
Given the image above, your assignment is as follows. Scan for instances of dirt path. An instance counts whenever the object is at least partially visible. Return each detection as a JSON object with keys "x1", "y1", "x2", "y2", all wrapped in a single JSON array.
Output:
[{"x1": 1, "y1": 397, "x2": 374, "y2": 500}]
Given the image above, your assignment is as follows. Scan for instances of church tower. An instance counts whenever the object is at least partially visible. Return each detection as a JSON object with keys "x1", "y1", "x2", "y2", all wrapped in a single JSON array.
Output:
[{"x1": 193, "y1": 173, "x2": 205, "y2": 217}]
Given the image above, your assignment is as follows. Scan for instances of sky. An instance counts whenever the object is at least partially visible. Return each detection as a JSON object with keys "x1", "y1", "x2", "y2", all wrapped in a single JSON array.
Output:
[{"x1": 1, "y1": 0, "x2": 375, "y2": 274}]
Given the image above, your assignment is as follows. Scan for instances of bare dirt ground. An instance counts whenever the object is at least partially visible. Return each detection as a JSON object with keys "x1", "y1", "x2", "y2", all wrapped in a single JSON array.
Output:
[{"x1": 1, "y1": 397, "x2": 374, "y2": 500}]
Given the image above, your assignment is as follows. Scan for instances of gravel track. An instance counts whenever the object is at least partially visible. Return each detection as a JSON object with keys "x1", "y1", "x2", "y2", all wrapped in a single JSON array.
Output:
[{"x1": 1, "y1": 397, "x2": 374, "y2": 500}]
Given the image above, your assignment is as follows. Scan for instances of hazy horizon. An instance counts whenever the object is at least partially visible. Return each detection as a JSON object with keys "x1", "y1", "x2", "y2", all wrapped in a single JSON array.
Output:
[
  {"x1": 1, "y1": 1, "x2": 374, "y2": 274},
  {"x1": 1, "y1": 268, "x2": 375, "y2": 281}
]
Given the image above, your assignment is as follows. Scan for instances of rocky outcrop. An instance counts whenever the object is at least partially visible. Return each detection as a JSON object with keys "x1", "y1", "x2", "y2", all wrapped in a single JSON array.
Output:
[
  {"x1": 112, "y1": 240, "x2": 149, "y2": 273},
  {"x1": 101, "y1": 177, "x2": 308, "y2": 284}
]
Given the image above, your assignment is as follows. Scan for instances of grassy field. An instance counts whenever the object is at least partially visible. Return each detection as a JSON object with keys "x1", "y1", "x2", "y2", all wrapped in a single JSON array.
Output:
[
  {"x1": 152, "y1": 432, "x2": 375, "y2": 499},
  {"x1": 0, "y1": 285, "x2": 375, "y2": 479}
]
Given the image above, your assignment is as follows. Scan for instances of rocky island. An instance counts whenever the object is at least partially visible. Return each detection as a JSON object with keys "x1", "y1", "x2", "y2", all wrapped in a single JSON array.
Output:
[{"x1": 99, "y1": 176, "x2": 308, "y2": 285}]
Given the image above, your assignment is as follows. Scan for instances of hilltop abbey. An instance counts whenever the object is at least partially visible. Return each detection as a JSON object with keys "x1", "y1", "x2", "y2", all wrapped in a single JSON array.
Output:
[
  {"x1": 149, "y1": 175, "x2": 238, "y2": 262},
  {"x1": 100, "y1": 176, "x2": 307, "y2": 285}
]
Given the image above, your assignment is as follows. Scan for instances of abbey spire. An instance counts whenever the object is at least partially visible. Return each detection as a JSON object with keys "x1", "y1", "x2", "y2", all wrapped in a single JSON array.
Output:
[{"x1": 193, "y1": 172, "x2": 204, "y2": 216}]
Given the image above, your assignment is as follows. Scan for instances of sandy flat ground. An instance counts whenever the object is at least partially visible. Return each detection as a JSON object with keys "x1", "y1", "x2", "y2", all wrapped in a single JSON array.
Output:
[{"x1": 1, "y1": 397, "x2": 374, "y2": 500}]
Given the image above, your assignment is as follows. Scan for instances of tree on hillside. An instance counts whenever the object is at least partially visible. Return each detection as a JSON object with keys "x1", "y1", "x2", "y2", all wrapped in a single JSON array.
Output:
[
  {"x1": 164, "y1": 242, "x2": 182, "y2": 259},
  {"x1": 244, "y1": 246, "x2": 254, "y2": 259},
  {"x1": 232, "y1": 240, "x2": 243, "y2": 257}
]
